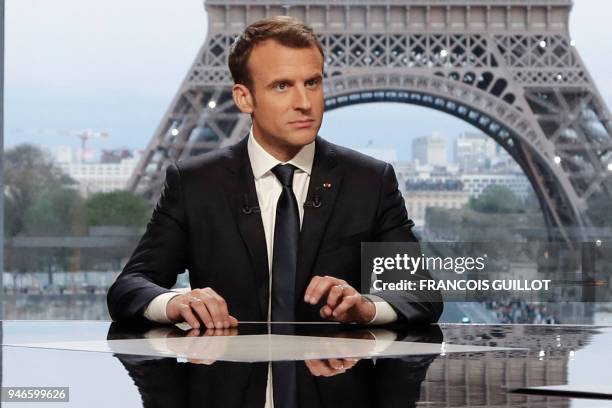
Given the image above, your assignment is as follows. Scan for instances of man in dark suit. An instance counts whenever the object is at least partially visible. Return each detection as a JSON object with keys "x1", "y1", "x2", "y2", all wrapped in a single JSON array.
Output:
[{"x1": 107, "y1": 16, "x2": 442, "y2": 328}]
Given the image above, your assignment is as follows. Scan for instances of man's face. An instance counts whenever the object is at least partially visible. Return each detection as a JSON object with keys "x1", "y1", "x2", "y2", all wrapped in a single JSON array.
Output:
[{"x1": 243, "y1": 40, "x2": 324, "y2": 153}]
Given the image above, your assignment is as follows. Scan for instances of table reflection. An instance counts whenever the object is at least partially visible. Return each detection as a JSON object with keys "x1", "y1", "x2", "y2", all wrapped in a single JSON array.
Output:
[
  {"x1": 107, "y1": 322, "x2": 443, "y2": 408},
  {"x1": 2, "y1": 321, "x2": 609, "y2": 407}
]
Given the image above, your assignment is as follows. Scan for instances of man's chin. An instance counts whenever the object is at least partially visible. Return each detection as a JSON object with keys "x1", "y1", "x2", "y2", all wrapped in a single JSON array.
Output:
[{"x1": 286, "y1": 129, "x2": 318, "y2": 146}]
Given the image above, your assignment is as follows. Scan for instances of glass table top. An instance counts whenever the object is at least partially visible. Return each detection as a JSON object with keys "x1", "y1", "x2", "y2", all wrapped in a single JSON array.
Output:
[{"x1": 1, "y1": 320, "x2": 610, "y2": 407}]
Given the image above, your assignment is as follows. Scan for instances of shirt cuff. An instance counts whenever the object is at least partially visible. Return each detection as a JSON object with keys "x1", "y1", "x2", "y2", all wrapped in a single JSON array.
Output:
[
  {"x1": 143, "y1": 290, "x2": 186, "y2": 323},
  {"x1": 362, "y1": 294, "x2": 398, "y2": 325}
]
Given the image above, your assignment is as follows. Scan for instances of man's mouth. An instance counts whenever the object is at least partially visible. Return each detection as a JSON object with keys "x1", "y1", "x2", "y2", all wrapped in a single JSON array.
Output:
[{"x1": 288, "y1": 119, "x2": 315, "y2": 128}]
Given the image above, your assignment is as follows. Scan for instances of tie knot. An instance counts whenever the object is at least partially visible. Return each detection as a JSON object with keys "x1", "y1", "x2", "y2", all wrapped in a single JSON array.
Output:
[{"x1": 271, "y1": 164, "x2": 296, "y2": 187}]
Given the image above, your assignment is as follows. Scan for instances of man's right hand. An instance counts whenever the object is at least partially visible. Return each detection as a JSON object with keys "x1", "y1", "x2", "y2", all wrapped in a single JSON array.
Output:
[{"x1": 166, "y1": 287, "x2": 238, "y2": 329}]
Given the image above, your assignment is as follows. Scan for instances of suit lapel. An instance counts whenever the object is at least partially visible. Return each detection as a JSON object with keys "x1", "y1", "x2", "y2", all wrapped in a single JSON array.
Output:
[
  {"x1": 295, "y1": 137, "x2": 344, "y2": 303},
  {"x1": 222, "y1": 137, "x2": 269, "y2": 320}
]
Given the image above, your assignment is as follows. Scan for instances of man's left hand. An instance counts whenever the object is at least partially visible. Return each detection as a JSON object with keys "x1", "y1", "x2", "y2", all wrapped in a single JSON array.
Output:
[{"x1": 303, "y1": 276, "x2": 375, "y2": 324}]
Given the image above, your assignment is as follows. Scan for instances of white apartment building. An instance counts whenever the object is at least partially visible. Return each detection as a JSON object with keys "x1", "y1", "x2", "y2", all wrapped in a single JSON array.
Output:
[
  {"x1": 412, "y1": 132, "x2": 448, "y2": 166},
  {"x1": 455, "y1": 131, "x2": 521, "y2": 172},
  {"x1": 455, "y1": 132, "x2": 497, "y2": 171},
  {"x1": 395, "y1": 162, "x2": 460, "y2": 193},
  {"x1": 404, "y1": 189, "x2": 471, "y2": 228},
  {"x1": 460, "y1": 173, "x2": 531, "y2": 200},
  {"x1": 49, "y1": 146, "x2": 140, "y2": 197}
]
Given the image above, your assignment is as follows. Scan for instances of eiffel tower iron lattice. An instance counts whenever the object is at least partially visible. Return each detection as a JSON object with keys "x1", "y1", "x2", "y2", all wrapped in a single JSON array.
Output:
[{"x1": 128, "y1": 0, "x2": 612, "y2": 243}]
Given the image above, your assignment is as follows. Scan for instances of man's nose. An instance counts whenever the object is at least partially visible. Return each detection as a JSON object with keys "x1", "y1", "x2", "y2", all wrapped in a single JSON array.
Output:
[{"x1": 292, "y1": 86, "x2": 312, "y2": 111}]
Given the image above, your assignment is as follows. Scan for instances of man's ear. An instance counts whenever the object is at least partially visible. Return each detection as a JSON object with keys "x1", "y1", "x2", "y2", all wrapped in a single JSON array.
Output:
[{"x1": 232, "y1": 84, "x2": 255, "y2": 114}]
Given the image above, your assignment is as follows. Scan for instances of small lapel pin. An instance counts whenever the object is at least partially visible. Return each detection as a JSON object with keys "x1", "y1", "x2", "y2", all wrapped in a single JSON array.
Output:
[{"x1": 323, "y1": 182, "x2": 332, "y2": 189}]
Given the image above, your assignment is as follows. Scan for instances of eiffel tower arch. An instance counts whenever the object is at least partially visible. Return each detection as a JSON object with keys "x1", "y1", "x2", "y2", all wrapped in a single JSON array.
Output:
[{"x1": 128, "y1": 0, "x2": 612, "y2": 243}]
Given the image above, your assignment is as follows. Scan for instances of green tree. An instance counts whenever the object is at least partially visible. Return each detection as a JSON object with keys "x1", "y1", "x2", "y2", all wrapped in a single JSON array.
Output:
[
  {"x1": 4, "y1": 144, "x2": 76, "y2": 237},
  {"x1": 469, "y1": 185, "x2": 523, "y2": 214},
  {"x1": 23, "y1": 188, "x2": 86, "y2": 236},
  {"x1": 85, "y1": 190, "x2": 151, "y2": 228}
]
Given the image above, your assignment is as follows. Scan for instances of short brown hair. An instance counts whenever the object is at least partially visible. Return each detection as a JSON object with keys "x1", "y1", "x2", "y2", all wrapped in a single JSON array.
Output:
[{"x1": 228, "y1": 16, "x2": 324, "y2": 91}]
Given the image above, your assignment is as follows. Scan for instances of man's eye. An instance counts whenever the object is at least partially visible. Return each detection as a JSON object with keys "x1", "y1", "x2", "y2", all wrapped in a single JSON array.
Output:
[
  {"x1": 306, "y1": 79, "x2": 320, "y2": 87},
  {"x1": 275, "y1": 83, "x2": 288, "y2": 91}
]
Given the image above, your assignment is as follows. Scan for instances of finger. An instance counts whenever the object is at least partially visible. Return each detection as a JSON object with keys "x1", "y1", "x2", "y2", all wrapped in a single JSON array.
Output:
[
  {"x1": 303, "y1": 276, "x2": 322, "y2": 303},
  {"x1": 188, "y1": 358, "x2": 216, "y2": 365},
  {"x1": 319, "y1": 305, "x2": 333, "y2": 319},
  {"x1": 304, "y1": 359, "x2": 328, "y2": 376},
  {"x1": 319, "y1": 360, "x2": 344, "y2": 377},
  {"x1": 200, "y1": 288, "x2": 231, "y2": 328},
  {"x1": 178, "y1": 302, "x2": 201, "y2": 329},
  {"x1": 332, "y1": 294, "x2": 360, "y2": 317},
  {"x1": 201, "y1": 294, "x2": 225, "y2": 329},
  {"x1": 203, "y1": 328, "x2": 217, "y2": 336},
  {"x1": 204, "y1": 327, "x2": 226, "y2": 336},
  {"x1": 328, "y1": 358, "x2": 344, "y2": 370},
  {"x1": 228, "y1": 315, "x2": 239, "y2": 327},
  {"x1": 304, "y1": 360, "x2": 318, "y2": 375},
  {"x1": 213, "y1": 328, "x2": 231, "y2": 336},
  {"x1": 200, "y1": 287, "x2": 220, "y2": 297},
  {"x1": 342, "y1": 358, "x2": 359, "y2": 370},
  {"x1": 308, "y1": 277, "x2": 341, "y2": 305},
  {"x1": 201, "y1": 320, "x2": 236, "y2": 337},
  {"x1": 305, "y1": 275, "x2": 342, "y2": 303},
  {"x1": 185, "y1": 328, "x2": 201, "y2": 337},
  {"x1": 326, "y1": 285, "x2": 346, "y2": 309},
  {"x1": 189, "y1": 297, "x2": 214, "y2": 329},
  {"x1": 217, "y1": 296, "x2": 231, "y2": 329},
  {"x1": 211, "y1": 294, "x2": 231, "y2": 328}
]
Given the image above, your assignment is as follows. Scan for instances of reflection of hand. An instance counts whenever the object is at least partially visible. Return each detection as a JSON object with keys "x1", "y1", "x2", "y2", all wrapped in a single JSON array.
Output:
[
  {"x1": 304, "y1": 275, "x2": 375, "y2": 324},
  {"x1": 165, "y1": 326, "x2": 239, "y2": 365},
  {"x1": 302, "y1": 329, "x2": 376, "y2": 378},
  {"x1": 305, "y1": 357, "x2": 360, "y2": 377},
  {"x1": 166, "y1": 287, "x2": 238, "y2": 329},
  {"x1": 165, "y1": 326, "x2": 239, "y2": 338}
]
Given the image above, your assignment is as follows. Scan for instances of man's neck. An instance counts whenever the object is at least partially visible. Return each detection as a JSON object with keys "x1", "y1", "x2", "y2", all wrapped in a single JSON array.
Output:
[{"x1": 252, "y1": 130, "x2": 301, "y2": 163}]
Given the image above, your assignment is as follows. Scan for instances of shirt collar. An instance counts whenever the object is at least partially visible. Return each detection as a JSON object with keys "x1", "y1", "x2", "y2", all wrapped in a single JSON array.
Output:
[{"x1": 247, "y1": 127, "x2": 315, "y2": 180}]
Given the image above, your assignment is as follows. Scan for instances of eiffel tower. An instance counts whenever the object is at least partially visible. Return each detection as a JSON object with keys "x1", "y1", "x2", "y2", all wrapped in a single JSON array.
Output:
[{"x1": 127, "y1": 0, "x2": 612, "y2": 243}]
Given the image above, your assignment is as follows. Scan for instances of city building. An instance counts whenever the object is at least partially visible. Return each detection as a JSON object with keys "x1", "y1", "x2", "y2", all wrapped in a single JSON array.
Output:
[
  {"x1": 455, "y1": 132, "x2": 521, "y2": 172},
  {"x1": 455, "y1": 132, "x2": 497, "y2": 171},
  {"x1": 459, "y1": 172, "x2": 531, "y2": 200},
  {"x1": 403, "y1": 179, "x2": 470, "y2": 229},
  {"x1": 396, "y1": 162, "x2": 458, "y2": 182},
  {"x1": 49, "y1": 146, "x2": 140, "y2": 197},
  {"x1": 412, "y1": 132, "x2": 448, "y2": 166}
]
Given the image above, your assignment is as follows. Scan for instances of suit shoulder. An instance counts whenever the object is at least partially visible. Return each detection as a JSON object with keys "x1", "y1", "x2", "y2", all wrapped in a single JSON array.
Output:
[
  {"x1": 173, "y1": 144, "x2": 234, "y2": 174},
  {"x1": 164, "y1": 141, "x2": 242, "y2": 192},
  {"x1": 322, "y1": 138, "x2": 390, "y2": 174}
]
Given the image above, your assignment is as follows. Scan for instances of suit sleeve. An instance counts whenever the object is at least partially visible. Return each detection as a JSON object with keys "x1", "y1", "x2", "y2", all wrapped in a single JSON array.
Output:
[
  {"x1": 107, "y1": 163, "x2": 188, "y2": 322},
  {"x1": 371, "y1": 163, "x2": 444, "y2": 324}
]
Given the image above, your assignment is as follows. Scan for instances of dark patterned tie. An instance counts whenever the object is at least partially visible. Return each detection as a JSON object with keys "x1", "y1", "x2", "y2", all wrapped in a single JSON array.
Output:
[{"x1": 270, "y1": 164, "x2": 299, "y2": 322}]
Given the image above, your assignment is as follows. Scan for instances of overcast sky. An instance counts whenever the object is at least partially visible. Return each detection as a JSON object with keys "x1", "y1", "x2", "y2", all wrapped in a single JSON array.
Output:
[{"x1": 5, "y1": 0, "x2": 612, "y2": 160}]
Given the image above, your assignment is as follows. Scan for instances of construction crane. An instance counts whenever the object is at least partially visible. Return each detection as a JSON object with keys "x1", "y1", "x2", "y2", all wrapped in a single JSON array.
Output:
[
  {"x1": 74, "y1": 129, "x2": 110, "y2": 162},
  {"x1": 13, "y1": 128, "x2": 111, "y2": 163}
]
